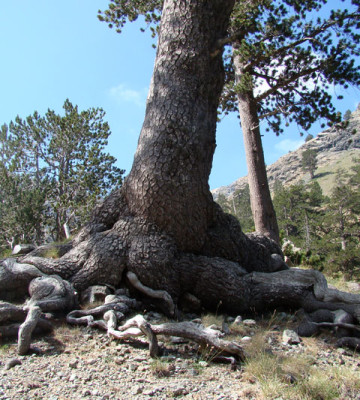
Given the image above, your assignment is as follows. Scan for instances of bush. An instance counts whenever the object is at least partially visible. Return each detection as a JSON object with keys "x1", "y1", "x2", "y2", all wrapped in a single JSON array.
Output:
[{"x1": 326, "y1": 250, "x2": 360, "y2": 281}]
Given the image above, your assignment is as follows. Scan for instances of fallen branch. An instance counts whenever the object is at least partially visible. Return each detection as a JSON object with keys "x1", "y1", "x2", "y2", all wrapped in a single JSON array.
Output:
[{"x1": 314, "y1": 321, "x2": 360, "y2": 333}]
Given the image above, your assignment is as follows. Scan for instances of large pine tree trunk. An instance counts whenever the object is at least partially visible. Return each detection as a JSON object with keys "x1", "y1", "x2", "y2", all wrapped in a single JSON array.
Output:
[
  {"x1": 123, "y1": 0, "x2": 230, "y2": 253},
  {"x1": 233, "y1": 44, "x2": 280, "y2": 244},
  {"x1": 3, "y1": 0, "x2": 359, "y2": 324}
]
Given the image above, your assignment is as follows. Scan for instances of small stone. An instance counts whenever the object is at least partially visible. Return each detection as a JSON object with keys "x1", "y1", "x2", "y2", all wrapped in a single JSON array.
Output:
[
  {"x1": 241, "y1": 336, "x2": 252, "y2": 343},
  {"x1": 198, "y1": 361, "x2": 208, "y2": 367},
  {"x1": 128, "y1": 363, "x2": 137, "y2": 371},
  {"x1": 5, "y1": 358, "x2": 22, "y2": 370},
  {"x1": 189, "y1": 368, "x2": 199, "y2": 376},
  {"x1": 133, "y1": 356, "x2": 147, "y2": 362},
  {"x1": 69, "y1": 360, "x2": 78, "y2": 369},
  {"x1": 82, "y1": 390, "x2": 91, "y2": 396},
  {"x1": 243, "y1": 319, "x2": 256, "y2": 326},
  {"x1": 172, "y1": 387, "x2": 188, "y2": 397},
  {"x1": 114, "y1": 357, "x2": 125, "y2": 365},
  {"x1": 282, "y1": 329, "x2": 301, "y2": 345},
  {"x1": 234, "y1": 315, "x2": 242, "y2": 325},
  {"x1": 132, "y1": 385, "x2": 143, "y2": 395},
  {"x1": 81, "y1": 285, "x2": 111, "y2": 304}
]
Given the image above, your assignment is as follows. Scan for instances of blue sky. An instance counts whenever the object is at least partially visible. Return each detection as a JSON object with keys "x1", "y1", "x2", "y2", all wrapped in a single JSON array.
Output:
[{"x1": 1, "y1": 1, "x2": 360, "y2": 190}]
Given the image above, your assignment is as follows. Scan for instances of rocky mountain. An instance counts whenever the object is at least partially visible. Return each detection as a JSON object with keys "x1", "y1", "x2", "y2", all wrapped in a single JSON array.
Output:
[{"x1": 212, "y1": 104, "x2": 360, "y2": 199}]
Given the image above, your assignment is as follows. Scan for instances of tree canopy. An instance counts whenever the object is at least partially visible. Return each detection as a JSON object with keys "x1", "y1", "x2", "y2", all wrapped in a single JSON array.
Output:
[
  {"x1": 0, "y1": 100, "x2": 124, "y2": 248},
  {"x1": 222, "y1": 0, "x2": 360, "y2": 135},
  {"x1": 99, "y1": 0, "x2": 360, "y2": 134}
]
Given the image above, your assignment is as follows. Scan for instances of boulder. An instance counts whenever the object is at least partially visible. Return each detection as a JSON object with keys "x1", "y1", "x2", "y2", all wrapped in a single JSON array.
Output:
[{"x1": 12, "y1": 244, "x2": 35, "y2": 255}]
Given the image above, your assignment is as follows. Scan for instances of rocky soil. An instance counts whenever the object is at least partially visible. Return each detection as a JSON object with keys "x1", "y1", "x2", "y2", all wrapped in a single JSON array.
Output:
[{"x1": 1, "y1": 311, "x2": 360, "y2": 400}]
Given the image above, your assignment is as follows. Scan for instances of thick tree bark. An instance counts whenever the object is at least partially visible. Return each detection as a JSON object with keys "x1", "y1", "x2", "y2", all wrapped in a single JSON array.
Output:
[
  {"x1": 233, "y1": 43, "x2": 280, "y2": 244},
  {"x1": 123, "y1": 0, "x2": 234, "y2": 253}
]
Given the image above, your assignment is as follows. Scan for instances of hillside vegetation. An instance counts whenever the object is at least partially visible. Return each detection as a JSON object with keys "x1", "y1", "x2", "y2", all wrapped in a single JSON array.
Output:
[
  {"x1": 213, "y1": 105, "x2": 360, "y2": 198},
  {"x1": 214, "y1": 106, "x2": 360, "y2": 280}
]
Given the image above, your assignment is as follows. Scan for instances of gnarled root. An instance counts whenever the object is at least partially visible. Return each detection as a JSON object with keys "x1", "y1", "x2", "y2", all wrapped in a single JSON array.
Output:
[
  {"x1": 127, "y1": 271, "x2": 176, "y2": 317},
  {"x1": 66, "y1": 294, "x2": 138, "y2": 329},
  {"x1": 17, "y1": 306, "x2": 41, "y2": 355},
  {"x1": 107, "y1": 314, "x2": 246, "y2": 360},
  {"x1": 26, "y1": 275, "x2": 78, "y2": 311},
  {"x1": 0, "y1": 274, "x2": 77, "y2": 354}
]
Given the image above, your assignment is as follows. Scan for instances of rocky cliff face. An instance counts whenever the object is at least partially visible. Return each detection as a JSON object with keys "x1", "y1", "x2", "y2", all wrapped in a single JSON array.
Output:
[{"x1": 212, "y1": 105, "x2": 360, "y2": 199}]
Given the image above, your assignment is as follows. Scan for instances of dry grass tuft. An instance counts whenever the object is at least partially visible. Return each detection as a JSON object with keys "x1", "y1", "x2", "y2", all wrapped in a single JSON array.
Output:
[
  {"x1": 201, "y1": 313, "x2": 224, "y2": 328},
  {"x1": 53, "y1": 322, "x2": 83, "y2": 343},
  {"x1": 150, "y1": 358, "x2": 175, "y2": 377}
]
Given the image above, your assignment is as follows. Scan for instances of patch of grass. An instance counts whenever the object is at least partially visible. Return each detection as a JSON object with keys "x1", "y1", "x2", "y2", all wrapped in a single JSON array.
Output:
[
  {"x1": 42, "y1": 247, "x2": 61, "y2": 259},
  {"x1": 0, "y1": 248, "x2": 12, "y2": 258},
  {"x1": 296, "y1": 368, "x2": 340, "y2": 400},
  {"x1": 242, "y1": 337, "x2": 360, "y2": 400},
  {"x1": 150, "y1": 358, "x2": 174, "y2": 377},
  {"x1": 201, "y1": 312, "x2": 224, "y2": 328},
  {"x1": 0, "y1": 344, "x2": 11, "y2": 354},
  {"x1": 313, "y1": 149, "x2": 360, "y2": 196},
  {"x1": 53, "y1": 322, "x2": 83, "y2": 343}
]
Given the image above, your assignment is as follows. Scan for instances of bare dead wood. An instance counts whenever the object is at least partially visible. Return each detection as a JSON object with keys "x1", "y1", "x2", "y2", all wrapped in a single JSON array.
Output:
[
  {"x1": 108, "y1": 314, "x2": 245, "y2": 360},
  {"x1": 0, "y1": 259, "x2": 45, "y2": 300},
  {"x1": 103, "y1": 310, "x2": 117, "y2": 330},
  {"x1": 108, "y1": 314, "x2": 160, "y2": 357},
  {"x1": 313, "y1": 321, "x2": 360, "y2": 333},
  {"x1": 17, "y1": 306, "x2": 41, "y2": 355},
  {"x1": 66, "y1": 298, "x2": 134, "y2": 328}
]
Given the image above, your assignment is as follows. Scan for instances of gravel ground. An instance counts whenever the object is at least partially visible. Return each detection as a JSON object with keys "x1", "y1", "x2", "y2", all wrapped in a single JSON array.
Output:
[
  {"x1": 1, "y1": 316, "x2": 360, "y2": 400},
  {"x1": 0, "y1": 326, "x2": 257, "y2": 400}
]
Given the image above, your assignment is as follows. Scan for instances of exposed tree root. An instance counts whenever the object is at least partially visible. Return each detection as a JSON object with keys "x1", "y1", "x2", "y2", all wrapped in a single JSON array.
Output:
[
  {"x1": 0, "y1": 319, "x2": 52, "y2": 338},
  {"x1": 66, "y1": 298, "x2": 134, "y2": 328},
  {"x1": 18, "y1": 306, "x2": 41, "y2": 355},
  {"x1": 107, "y1": 314, "x2": 246, "y2": 360},
  {"x1": 337, "y1": 337, "x2": 360, "y2": 350},
  {"x1": 1, "y1": 197, "x2": 360, "y2": 355},
  {"x1": 127, "y1": 271, "x2": 176, "y2": 316}
]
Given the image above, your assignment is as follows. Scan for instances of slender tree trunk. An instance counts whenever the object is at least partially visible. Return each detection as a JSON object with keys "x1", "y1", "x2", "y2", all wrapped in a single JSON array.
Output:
[
  {"x1": 304, "y1": 210, "x2": 311, "y2": 250},
  {"x1": 233, "y1": 46, "x2": 279, "y2": 244},
  {"x1": 339, "y1": 207, "x2": 347, "y2": 250}
]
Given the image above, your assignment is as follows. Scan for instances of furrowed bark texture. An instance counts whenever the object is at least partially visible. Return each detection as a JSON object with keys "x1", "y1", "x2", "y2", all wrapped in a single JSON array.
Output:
[{"x1": 123, "y1": 0, "x2": 234, "y2": 252}]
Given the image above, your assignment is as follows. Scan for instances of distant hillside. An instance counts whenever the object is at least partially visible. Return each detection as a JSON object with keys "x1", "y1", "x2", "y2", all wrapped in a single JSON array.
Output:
[{"x1": 212, "y1": 105, "x2": 360, "y2": 199}]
